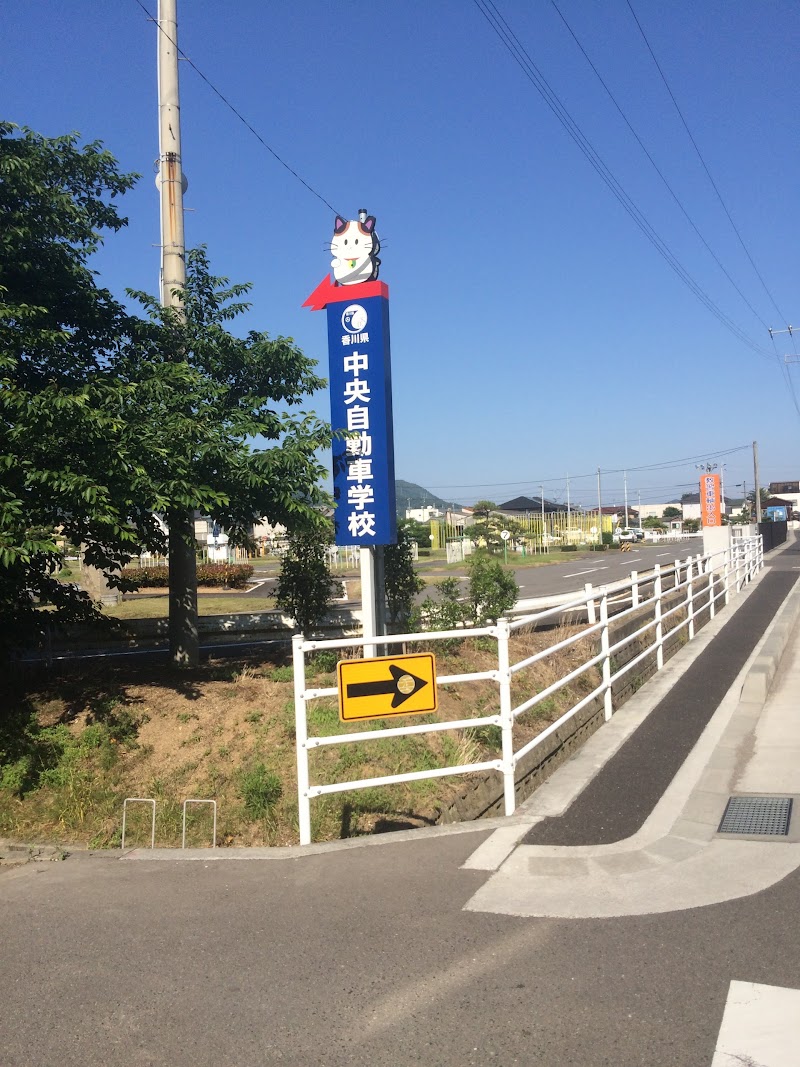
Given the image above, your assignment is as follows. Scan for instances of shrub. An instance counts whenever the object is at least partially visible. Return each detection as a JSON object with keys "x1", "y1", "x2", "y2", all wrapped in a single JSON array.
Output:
[
  {"x1": 275, "y1": 529, "x2": 342, "y2": 635},
  {"x1": 384, "y1": 523, "x2": 425, "y2": 629},
  {"x1": 122, "y1": 563, "x2": 254, "y2": 589},
  {"x1": 464, "y1": 551, "x2": 518, "y2": 624}
]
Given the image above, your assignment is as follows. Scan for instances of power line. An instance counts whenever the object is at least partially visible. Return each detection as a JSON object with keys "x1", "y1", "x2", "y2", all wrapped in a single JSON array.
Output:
[
  {"x1": 769, "y1": 331, "x2": 800, "y2": 418},
  {"x1": 132, "y1": 0, "x2": 341, "y2": 217},
  {"x1": 624, "y1": 0, "x2": 790, "y2": 328},
  {"x1": 551, "y1": 0, "x2": 773, "y2": 335},
  {"x1": 472, "y1": 0, "x2": 772, "y2": 359},
  {"x1": 424, "y1": 444, "x2": 751, "y2": 492}
]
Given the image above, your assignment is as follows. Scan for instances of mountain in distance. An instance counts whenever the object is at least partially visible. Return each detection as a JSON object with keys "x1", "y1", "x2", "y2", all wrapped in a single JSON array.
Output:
[{"x1": 396, "y1": 479, "x2": 461, "y2": 516}]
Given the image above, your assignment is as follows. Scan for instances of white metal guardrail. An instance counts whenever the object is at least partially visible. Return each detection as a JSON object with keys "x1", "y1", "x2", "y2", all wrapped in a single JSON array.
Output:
[{"x1": 292, "y1": 536, "x2": 763, "y2": 845}]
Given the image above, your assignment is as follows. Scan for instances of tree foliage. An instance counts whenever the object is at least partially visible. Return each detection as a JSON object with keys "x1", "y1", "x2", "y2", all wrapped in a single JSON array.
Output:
[
  {"x1": 1, "y1": 122, "x2": 330, "y2": 657},
  {"x1": 384, "y1": 521, "x2": 424, "y2": 629},
  {"x1": 415, "y1": 550, "x2": 518, "y2": 631},
  {"x1": 275, "y1": 527, "x2": 342, "y2": 636},
  {"x1": 463, "y1": 551, "x2": 518, "y2": 624},
  {"x1": 1, "y1": 122, "x2": 144, "y2": 651},
  {"x1": 468, "y1": 500, "x2": 505, "y2": 553}
]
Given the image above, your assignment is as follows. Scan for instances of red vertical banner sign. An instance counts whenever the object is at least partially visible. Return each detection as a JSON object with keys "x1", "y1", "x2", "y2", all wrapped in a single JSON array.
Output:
[{"x1": 701, "y1": 473, "x2": 722, "y2": 527}]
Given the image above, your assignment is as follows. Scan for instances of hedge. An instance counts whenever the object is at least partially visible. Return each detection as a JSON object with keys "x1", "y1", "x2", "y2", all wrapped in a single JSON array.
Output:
[{"x1": 122, "y1": 563, "x2": 254, "y2": 589}]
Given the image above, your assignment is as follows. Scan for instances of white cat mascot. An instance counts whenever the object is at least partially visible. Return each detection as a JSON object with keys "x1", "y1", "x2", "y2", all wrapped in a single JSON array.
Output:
[{"x1": 330, "y1": 209, "x2": 381, "y2": 285}]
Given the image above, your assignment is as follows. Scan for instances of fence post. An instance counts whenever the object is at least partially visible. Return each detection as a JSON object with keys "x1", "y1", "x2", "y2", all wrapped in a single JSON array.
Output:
[
  {"x1": 584, "y1": 583, "x2": 596, "y2": 625},
  {"x1": 293, "y1": 634, "x2": 312, "y2": 846},
  {"x1": 686, "y1": 556, "x2": 695, "y2": 640},
  {"x1": 653, "y1": 564, "x2": 664, "y2": 670},
  {"x1": 723, "y1": 546, "x2": 731, "y2": 606},
  {"x1": 631, "y1": 570, "x2": 639, "y2": 609},
  {"x1": 496, "y1": 617, "x2": 516, "y2": 817},
  {"x1": 735, "y1": 542, "x2": 743, "y2": 594},
  {"x1": 674, "y1": 558, "x2": 681, "y2": 592},
  {"x1": 600, "y1": 592, "x2": 612, "y2": 721},
  {"x1": 707, "y1": 553, "x2": 716, "y2": 620}
]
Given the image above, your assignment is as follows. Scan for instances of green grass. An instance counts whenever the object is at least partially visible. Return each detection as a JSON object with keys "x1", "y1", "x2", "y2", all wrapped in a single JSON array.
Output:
[{"x1": 104, "y1": 595, "x2": 278, "y2": 619}]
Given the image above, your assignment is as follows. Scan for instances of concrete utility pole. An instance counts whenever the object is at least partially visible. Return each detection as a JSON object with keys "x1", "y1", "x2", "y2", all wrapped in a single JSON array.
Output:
[
  {"x1": 158, "y1": 0, "x2": 198, "y2": 667},
  {"x1": 753, "y1": 440, "x2": 762, "y2": 524}
]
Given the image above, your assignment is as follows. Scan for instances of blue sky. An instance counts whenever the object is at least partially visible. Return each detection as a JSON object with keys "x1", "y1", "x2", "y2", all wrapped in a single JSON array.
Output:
[{"x1": 4, "y1": 1, "x2": 800, "y2": 508}]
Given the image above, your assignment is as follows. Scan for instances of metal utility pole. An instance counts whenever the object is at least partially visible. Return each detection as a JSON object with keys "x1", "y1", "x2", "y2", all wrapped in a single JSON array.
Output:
[
  {"x1": 566, "y1": 473, "x2": 571, "y2": 528},
  {"x1": 158, "y1": 0, "x2": 198, "y2": 667},
  {"x1": 540, "y1": 485, "x2": 546, "y2": 553},
  {"x1": 596, "y1": 467, "x2": 602, "y2": 545},
  {"x1": 623, "y1": 469, "x2": 629, "y2": 527},
  {"x1": 753, "y1": 440, "x2": 762, "y2": 523},
  {"x1": 637, "y1": 488, "x2": 642, "y2": 530}
]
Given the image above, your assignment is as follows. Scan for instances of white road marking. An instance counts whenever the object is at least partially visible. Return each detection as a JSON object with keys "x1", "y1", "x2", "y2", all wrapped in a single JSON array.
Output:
[
  {"x1": 656, "y1": 552, "x2": 672, "y2": 557},
  {"x1": 711, "y1": 981, "x2": 800, "y2": 1066},
  {"x1": 561, "y1": 567, "x2": 608, "y2": 578}
]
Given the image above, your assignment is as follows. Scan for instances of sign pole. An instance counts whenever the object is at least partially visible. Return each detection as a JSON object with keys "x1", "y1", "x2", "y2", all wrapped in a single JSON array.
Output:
[
  {"x1": 360, "y1": 547, "x2": 377, "y2": 659},
  {"x1": 303, "y1": 211, "x2": 396, "y2": 660}
]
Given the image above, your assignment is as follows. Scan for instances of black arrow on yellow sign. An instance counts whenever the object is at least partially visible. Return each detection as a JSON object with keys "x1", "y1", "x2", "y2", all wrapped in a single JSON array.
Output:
[{"x1": 346, "y1": 664, "x2": 429, "y2": 709}]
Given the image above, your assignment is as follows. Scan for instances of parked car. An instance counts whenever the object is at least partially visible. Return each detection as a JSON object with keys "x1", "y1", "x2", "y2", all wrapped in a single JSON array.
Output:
[{"x1": 614, "y1": 528, "x2": 644, "y2": 543}]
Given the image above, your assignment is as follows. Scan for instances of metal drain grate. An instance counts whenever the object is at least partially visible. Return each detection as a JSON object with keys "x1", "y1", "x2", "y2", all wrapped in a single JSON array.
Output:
[{"x1": 718, "y1": 796, "x2": 792, "y2": 836}]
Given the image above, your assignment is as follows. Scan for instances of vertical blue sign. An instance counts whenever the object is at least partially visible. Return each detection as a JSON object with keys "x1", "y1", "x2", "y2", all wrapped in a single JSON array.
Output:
[{"x1": 326, "y1": 293, "x2": 397, "y2": 546}]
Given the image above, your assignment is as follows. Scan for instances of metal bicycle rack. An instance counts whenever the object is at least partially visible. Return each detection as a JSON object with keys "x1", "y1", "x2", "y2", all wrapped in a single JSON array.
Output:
[
  {"x1": 181, "y1": 799, "x2": 217, "y2": 849},
  {"x1": 121, "y1": 798, "x2": 156, "y2": 850}
]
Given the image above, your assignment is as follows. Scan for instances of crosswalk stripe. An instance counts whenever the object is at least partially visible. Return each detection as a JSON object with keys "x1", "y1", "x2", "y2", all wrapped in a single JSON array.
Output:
[{"x1": 711, "y1": 981, "x2": 800, "y2": 1065}]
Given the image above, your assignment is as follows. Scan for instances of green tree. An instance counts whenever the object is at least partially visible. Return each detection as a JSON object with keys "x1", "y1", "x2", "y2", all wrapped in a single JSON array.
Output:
[
  {"x1": 275, "y1": 527, "x2": 342, "y2": 636},
  {"x1": 464, "y1": 550, "x2": 518, "y2": 624},
  {"x1": 1, "y1": 122, "x2": 145, "y2": 656},
  {"x1": 662, "y1": 506, "x2": 681, "y2": 519},
  {"x1": 126, "y1": 247, "x2": 330, "y2": 664},
  {"x1": 0, "y1": 122, "x2": 330, "y2": 663},
  {"x1": 642, "y1": 516, "x2": 665, "y2": 529},
  {"x1": 402, "y1": 517, "x2": 432, "y2": 547},
  {"x1": 384, "y1": 521, "x2": 424, "y2": 629},
  {"x1": 468, "y1": 500, "x2": 504, "y2": 553}
]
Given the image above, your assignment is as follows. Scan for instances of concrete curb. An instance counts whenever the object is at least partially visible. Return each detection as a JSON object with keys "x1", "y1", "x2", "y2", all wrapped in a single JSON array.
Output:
[{"x1": 740, "y1": 579, "x2": 800, "y2": 703}]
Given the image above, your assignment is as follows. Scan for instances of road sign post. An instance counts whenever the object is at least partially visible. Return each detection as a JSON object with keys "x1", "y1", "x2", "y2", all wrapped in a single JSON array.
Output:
[{"x1": 304, "y1": 212, "x2": 397, "y2": 650}]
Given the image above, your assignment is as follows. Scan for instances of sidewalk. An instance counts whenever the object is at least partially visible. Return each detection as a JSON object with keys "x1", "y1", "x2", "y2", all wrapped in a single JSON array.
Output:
[{"x1": 463, "y1": 534, "x2": 800, "y2": 918}]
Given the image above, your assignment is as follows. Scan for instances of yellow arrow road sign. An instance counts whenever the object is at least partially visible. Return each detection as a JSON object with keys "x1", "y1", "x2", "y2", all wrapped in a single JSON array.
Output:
[{"x1": 337, "y1": 653, "x2": 438, "y2": 722}]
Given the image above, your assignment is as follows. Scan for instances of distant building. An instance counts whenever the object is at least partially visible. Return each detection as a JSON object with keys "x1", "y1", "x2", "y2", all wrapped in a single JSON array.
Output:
[
  {"x1": 497, "y1": 495, "x2": 567, "y2": 515},
  {"x1": 405, "y1": 505, "x2": 442, "y2": 522},
  {"x1": 768, "y1": 481, "x2": 800, "y2": 512},
  {"x1": 599, "y1": 505, "x2": 639, "y2": 526}
]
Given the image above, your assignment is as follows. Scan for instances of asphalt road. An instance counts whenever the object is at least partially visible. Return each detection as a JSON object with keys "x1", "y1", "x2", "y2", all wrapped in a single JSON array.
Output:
[
  {"x1": 125, "y1": 539, "x2": 703, "y2": 607},
  {"x1": 2, "y1": 832, "x2": 799, "y2": 1066},
  {"x1": 511, "y1": 537, "x2": 704, "y2": 600}
]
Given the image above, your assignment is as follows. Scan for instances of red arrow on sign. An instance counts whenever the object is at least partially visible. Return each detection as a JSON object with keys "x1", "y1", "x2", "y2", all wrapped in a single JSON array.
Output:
[{"x1": 302, "y1": 274, "x2": 389, "y2": 311}]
